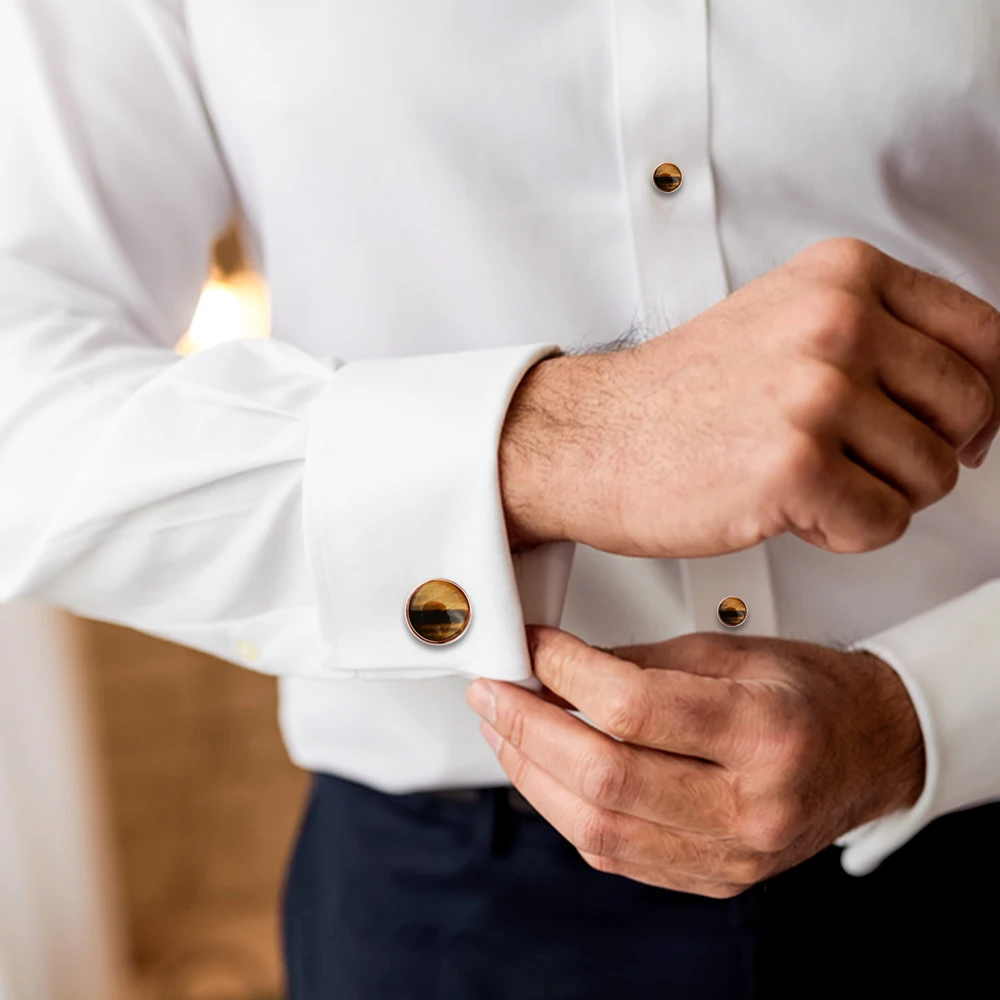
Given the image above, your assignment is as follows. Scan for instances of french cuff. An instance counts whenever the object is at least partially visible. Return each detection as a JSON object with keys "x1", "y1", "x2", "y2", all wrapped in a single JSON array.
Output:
[
  {"x1": 840, "y1": 578, "x2": 1000, "y2": 875},
  {"x1": 304, "y1": 343, "x2": 571, "y2": 680}
]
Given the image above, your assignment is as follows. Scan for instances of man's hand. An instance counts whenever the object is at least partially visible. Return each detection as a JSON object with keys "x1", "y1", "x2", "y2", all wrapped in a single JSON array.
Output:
[
  {"x1": 501, "y1": 237, "x2": 1000, "y2": 556},
  {"x1": 466, "y1": 627, "x2": 925, "y2": 898}
]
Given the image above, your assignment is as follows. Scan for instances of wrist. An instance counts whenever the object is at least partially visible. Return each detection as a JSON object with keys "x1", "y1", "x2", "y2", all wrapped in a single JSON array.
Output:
[
  {"x1": 852, "y1": 650, "x2": 926, "y2": 820},
  {"x1": 498, "y1": 353, "x2": 619, "y2": 551}
]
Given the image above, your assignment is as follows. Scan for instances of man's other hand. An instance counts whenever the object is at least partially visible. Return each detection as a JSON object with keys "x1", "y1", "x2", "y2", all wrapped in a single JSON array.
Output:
[
  {"x1": 501, "y1": 237, "x2": 1000, "y2": 556},
  {"x1": 466, "y1": 627, "x2": 924, "y2": 898}
]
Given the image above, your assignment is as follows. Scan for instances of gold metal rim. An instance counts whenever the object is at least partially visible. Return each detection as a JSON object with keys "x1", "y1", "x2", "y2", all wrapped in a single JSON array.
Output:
[
  {"x1": 717, "y1": 596, "x2": 748, "y2": 629},
  {"x1": 405, "y1": 578, "x2": 472, "y2": 645},
  {"x1": 652, "y1": 162, "x2": 683, "y2": 193}
]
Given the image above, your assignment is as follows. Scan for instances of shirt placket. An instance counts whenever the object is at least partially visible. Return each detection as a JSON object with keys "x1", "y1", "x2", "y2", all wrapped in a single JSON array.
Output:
[{"x1": 613, "y1": 0, "x2": 778, "y2": 637}]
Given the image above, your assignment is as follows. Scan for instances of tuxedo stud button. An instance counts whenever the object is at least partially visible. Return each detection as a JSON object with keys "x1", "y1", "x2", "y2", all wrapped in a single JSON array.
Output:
[
  {"x1": 718, "y1": 597, "x2": 748, "y2": 628},
  {"x1": 652, "y1": 162, "x2": 683, "y2": 193}
]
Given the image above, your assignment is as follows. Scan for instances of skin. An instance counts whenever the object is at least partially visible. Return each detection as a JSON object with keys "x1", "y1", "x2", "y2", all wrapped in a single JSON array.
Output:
[
  {"x1": 467, "y1": 627, "x2": 925, "y2": 898},
  {"x1": 500, "y1": 238, "x2": 1000, "y2": 557},
  {"x1": 486, "y1": 237, "x2": 1000, "y2": 893}
]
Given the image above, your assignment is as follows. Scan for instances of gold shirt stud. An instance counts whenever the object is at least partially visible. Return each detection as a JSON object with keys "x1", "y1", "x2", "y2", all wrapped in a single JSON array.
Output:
[
  {"x1": 718, "y1": 597, "x2": 748, "y2": 628},
  {"x1": 652, "y1": 162, "x2": 683, "y2": 193}
]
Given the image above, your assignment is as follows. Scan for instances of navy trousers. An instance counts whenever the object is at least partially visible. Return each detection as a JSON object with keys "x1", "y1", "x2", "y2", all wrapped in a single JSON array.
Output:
[{"x1": 283, "y1": 773, "x2": 999, "y2": 999}]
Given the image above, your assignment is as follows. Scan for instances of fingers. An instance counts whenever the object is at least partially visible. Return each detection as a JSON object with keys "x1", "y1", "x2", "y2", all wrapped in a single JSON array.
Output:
[
  {"x1": 481, "y1": 720, "x2": 758, "y2": 891},
  {"x1": 879, "y1": 258, "x2": 1000, "y2": 379},
  {"x1": 523, "y1": 628, "x2": 752, "y2": 765},
  {"x1": 613, "y1": 635, "x2": 748, "y2": 678},
  {"x1": 874, "y1": 314, "x2": 994, "y2": 458},
  {"x1": 879, "y1": 259, "x2": 1000, "y2": 461},
  {"x1": 782, "y1": 446, "x2": 912, "y2": 553},
  {"x1": 838, "y1": 386, "x2": 959, "y2": 510},
  {"x1": 467, "y1": 676, "x2": 735, "y2": 833},
  {"x1": 576, "y1": 853, "x2": 746, "y2": 898}
]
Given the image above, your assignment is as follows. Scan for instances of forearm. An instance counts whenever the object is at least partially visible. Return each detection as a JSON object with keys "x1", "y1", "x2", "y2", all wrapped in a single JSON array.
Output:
[{"x1": 499, "y1": 351, "x2": 628, "y2": 552}]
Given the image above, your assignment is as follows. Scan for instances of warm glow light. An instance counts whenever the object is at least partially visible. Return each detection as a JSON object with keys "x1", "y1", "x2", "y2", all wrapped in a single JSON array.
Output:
[{"x1": 177, "y1": 272, "x2": 271, "y2": 355}]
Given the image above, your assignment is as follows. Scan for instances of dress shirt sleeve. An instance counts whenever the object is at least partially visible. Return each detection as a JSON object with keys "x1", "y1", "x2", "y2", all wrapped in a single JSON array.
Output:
[
  {"x1": 838, "y1": 578, "x2": 1000, "y2": 874},
  {"x1": 0, "y1": 0, "x2": 568, "y2": 680}
]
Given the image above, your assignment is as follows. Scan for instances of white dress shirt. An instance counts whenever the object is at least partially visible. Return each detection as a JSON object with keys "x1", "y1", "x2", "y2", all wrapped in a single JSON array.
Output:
[{"x1": 2, "y1": 0, "x2": 1000, "y2": 876}]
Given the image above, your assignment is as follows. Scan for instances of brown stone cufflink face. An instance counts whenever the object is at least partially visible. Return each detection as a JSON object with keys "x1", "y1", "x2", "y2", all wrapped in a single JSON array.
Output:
[
  {"x1": 652, "y1": 162, "x2": 683, "y2": 193},
  {"x1": 718, "y1": 596, "x2": 748, "y2": 628},
  {"x1": 406, "y1": 579, "x2": 471, "y2": 645}
]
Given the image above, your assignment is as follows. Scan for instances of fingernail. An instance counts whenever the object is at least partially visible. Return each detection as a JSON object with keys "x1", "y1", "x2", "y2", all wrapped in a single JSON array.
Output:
[
  {"x1": 973, "y1": 444, "x2": 991, "y2": 468},
  {"x1": 466, "y1": 680, "x2": 496, "y2": 725},
  {"x1": 480, "y1": 720, "x2": 503, "y2": 753}
]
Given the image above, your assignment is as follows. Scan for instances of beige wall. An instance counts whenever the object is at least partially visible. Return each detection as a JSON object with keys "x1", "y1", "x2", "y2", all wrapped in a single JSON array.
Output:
[{"x1": 80, "y1": 621, "x2": 308, "y2": 1000}]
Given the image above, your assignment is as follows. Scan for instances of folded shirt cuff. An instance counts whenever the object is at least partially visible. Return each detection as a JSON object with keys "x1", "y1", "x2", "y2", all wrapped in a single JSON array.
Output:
[
  {"x1": 304, "y1": 343, "x2": 570, "y2": 680},
  {"x1": 841, "y1": 578, "x2": 1000, "y2": 874}
]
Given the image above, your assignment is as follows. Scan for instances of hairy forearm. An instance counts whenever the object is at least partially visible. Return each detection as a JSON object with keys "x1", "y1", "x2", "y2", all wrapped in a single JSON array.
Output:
[
  {"x1": 500, "y1": 237, "x2": 1000, "y2": 563},
  {"x1": 499, "y1": 353, "x2": 623, "y2": 551}
]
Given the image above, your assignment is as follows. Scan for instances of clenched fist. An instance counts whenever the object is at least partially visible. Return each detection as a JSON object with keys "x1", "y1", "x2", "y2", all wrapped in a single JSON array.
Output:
[{"x1": 501, "y1": 237, "x2": 1000, "y2": 556}]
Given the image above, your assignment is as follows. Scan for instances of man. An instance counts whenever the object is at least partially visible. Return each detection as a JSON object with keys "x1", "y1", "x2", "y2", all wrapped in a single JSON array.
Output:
[{"x1": 2, "y1": 0, "x2": 999, "y2": 996}]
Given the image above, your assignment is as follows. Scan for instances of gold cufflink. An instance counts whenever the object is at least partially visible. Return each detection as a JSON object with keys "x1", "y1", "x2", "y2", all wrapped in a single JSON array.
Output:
[
  {"x1": 718, "y1": 597, "x2": 748, "y2": 628},
  {"x1": 406, "y1": 579, "x2": 471, "y2": 645}
]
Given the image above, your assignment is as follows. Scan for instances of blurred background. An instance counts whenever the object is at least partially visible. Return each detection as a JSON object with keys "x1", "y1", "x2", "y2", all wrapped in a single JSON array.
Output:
[{"x1": 0, "y1": 227, "x2": 306, "y2": 1000}]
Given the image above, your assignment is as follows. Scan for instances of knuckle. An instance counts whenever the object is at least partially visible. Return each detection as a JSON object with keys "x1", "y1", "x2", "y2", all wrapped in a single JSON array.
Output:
[
  {"x1": 904, "y1": 427, "x2": 960, "y2": 502},
  {"x1": 963, "y1": 378, "x2": 995, "y2": 435},
  {"x1": 573, "y1": 805, "x2": 621, "y2": 858},
  {"x1": 974, "y1": 306, "x2": 1000, "y2": 369},
  {"x1": 505, "y1": 706, "x2": 527, "y2": 750},
  {"x1": 815, "y1": 236, "x2": 883, "y2": 279},
  {"x1": 674, "y1": 631, "x2": 733, "y2": 664},
  {"x1": 776, "y1": 714, "x2": 818, "y2": 771},
  {"x1": 579, "y1": 751, "x2": 631, "y2": 808},
  {"x1": 750, "y1": 709, "x2": 816, "y2": 775},
  {"x1": 693, "y1": 770, "x2": 739, "y2": 835},
  {"x1": 871, "y1": 494, "x2": 912, "y2": 548},
  {"x1": 535, "y1": 628, "x2": 586, "y2": 686},
  {"x1": 737, "y1": 799, "x2": 803, "y2": 853},
  {"x1": 928, "y1": 451, "x2": 960, "y2": 499},
  {"x1": 505, "y1": 746, "x2": 532, "y2": 790},
  {"x1": 841, "y1": 491, "x2": 911, "y2": 553},
  {"x1": 794, "y1": 363, "x2": 856, "y2": 423},
  {"x1": 802, "y1": 289, "x2": 870, "y2": 358},
  {"x1": 942, "y1": 354, "x2": 997, "y2": 432},
  {"x1": 772, "y1": 431, "x2": 827, "y2": 490},
  {"x1": 601, "y1": 686, "x2": 652, "y2": 744},
  {"x1": 677, "y1": 766, "x2": 731, "y2": 833}
]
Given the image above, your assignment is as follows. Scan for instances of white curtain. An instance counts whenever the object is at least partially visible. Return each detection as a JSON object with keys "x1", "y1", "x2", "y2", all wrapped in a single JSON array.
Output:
[{"x1": 0, "y1": 603, "x2": 123, "y2": 1000}]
